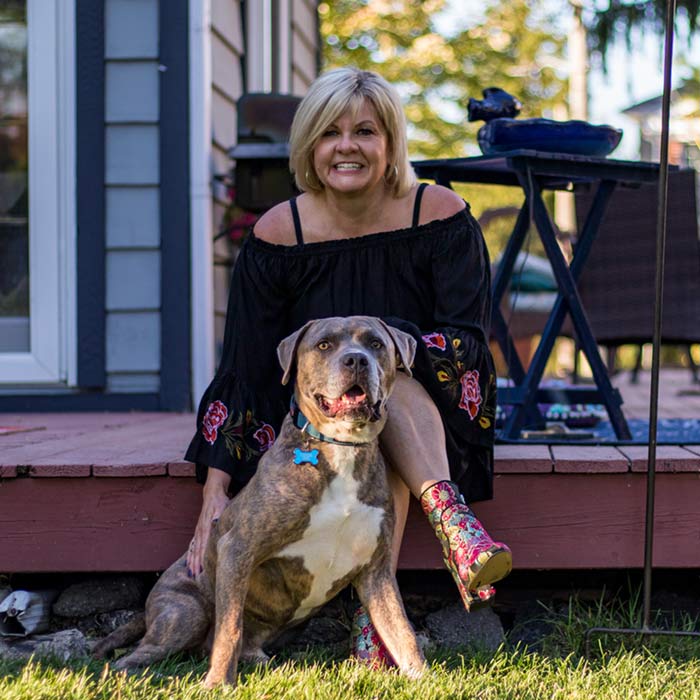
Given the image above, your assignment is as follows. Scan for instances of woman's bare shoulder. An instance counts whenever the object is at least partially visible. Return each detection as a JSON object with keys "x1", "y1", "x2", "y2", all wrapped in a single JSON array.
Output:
[
  {"x1": 419, "y1": 184, "x2": 466, "y2": 224},
  {"x1": 252, "y1": 200, "x2": 297, "y2": 245}
]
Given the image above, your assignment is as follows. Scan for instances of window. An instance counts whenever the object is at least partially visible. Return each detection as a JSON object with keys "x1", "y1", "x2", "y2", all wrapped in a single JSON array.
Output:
[{"x1": 0, "y1": 0, "x2": 75, "y2": 384}]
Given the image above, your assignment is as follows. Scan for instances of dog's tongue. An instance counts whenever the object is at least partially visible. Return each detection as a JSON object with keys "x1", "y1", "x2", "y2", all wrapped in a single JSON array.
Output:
[{"x1": 328, "y1": 387, "x2": 367, "y2": 413}]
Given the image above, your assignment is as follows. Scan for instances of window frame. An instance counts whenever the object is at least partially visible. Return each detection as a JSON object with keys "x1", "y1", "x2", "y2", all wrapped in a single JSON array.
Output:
[{"x1": 0, "y1": 0, "x2": 76, "y2": 385}]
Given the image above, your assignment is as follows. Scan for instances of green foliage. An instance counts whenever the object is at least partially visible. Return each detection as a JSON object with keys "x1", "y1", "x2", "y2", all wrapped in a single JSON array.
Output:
[
  {"x1": 319, "y1": 0, "x2": 567, "y2": 159},
  {"x1": 586, "y1": 0, "x2": 700, "y2": 62}
]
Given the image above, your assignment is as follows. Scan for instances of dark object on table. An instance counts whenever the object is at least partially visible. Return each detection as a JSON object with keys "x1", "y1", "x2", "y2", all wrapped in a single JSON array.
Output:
[
  {"x1": 478, "y1": 118, "x2": 623, "y2": 157},
  {"x1": 467, "y1": 87, "x2": 522, "y2": 122},
  {"x1": 466, "y1": 87, "x2": 622, "y2": 157}
]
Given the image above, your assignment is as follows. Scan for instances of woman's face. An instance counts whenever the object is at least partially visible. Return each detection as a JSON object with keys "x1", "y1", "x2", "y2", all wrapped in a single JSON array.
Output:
[{"x1": 312, "y1": 99, "x2": 390, "y2": 197}]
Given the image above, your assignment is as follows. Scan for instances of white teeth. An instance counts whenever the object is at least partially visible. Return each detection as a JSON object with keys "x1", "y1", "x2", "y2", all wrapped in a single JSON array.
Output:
[{"x1": 335, "y1": 163, "x2": 362, "y2": 170}]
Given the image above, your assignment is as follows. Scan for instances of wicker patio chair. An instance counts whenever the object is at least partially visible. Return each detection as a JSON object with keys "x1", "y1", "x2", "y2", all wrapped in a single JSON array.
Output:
[{"x1": 574, "y1": 168, "x2": 700, "y2": 383}]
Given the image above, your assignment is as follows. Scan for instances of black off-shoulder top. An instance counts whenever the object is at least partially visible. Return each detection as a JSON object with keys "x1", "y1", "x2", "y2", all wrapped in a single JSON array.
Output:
[{"x1": 185, "y1": 195, "x2": 497, "y2": 502}]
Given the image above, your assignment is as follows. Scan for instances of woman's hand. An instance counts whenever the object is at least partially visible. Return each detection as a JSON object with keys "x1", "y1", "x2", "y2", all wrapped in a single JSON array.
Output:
[{"x1": 187, "y1": 468, "x2": 231, "y2": 578}]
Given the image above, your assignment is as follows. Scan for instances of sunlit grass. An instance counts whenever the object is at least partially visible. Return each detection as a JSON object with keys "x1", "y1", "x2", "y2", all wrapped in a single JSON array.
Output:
[{"x1": 2, "y1": 588, "x2": 699, "y2": 700}]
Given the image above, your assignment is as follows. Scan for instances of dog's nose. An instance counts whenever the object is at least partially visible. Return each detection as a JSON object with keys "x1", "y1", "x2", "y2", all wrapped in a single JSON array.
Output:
[{"x1": 342, "y1": 352, "x2": 369, "y2": 369}]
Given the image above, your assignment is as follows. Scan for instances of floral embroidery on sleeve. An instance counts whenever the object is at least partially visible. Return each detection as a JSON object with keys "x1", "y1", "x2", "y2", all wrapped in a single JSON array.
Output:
[
  {"x1": 458, "y1": 370, "x2": 482, "y2": 420},
  {"x1": 424, "y1": 331, "x2": 496, "y2": 430},
  {"x1": 201, "y1": 399, "x2": 278, "y2": 461},
  {"x1": 253, "y1": 423, "x2": 276, "y2": 452},
  {"x1": 202, "y1": 400, "x2": 228, "y2": 444},
  {"x1": 422, "y1": 332, "x2": 447, "y2": 351}
]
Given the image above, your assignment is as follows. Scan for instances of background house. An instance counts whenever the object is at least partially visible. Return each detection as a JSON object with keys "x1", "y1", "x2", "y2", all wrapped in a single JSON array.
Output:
[{"x1": 0, "y1": 0, "x2": 320, "y2": 413}]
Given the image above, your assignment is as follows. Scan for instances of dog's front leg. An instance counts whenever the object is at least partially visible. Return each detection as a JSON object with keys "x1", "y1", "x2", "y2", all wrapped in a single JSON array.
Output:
[
  {"x1": 354, "y1": 564, "x2": 426, "y2": 679},
  {"x1": 203, "y1": 533, "x2": 253, "y2": 689}
]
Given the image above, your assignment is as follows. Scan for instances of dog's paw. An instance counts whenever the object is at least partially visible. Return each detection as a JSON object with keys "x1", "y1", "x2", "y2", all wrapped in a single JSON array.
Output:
[
  {"x1": 401, "y1": 662, "x2": 427, "y2": 680},
  {"x1": 202, "y1": 670, "x2": 237, "y2": 689},
  {"x1": 240, "y1": 648, "x2": 271, "y2": 666}
]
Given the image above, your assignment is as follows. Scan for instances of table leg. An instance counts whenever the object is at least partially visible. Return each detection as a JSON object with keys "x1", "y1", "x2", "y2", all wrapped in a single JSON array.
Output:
[{"x1": 504, "y1": 175, "x2": 631, "y2": 440}]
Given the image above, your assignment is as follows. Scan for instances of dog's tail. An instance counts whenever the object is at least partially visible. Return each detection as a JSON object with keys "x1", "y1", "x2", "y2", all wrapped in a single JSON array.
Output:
[{"x1": 92, "y1": 612, "x2": 146, "y2": 659}]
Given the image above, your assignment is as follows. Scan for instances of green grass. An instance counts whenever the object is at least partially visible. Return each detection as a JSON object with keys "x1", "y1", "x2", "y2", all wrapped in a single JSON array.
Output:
[{"x1": 2, "y1": 590, "x2": 700, "y2": 700}]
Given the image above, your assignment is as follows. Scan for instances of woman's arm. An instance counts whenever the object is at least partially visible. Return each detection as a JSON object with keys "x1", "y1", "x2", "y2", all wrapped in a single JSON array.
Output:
[{"x1": 187, "y1": 467, "x2": 231, "y2": 577}]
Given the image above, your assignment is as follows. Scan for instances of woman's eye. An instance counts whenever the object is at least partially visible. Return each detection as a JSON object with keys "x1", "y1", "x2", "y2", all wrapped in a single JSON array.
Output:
[
  {"x1": 317, "y1": 341, "x2": 331, "y2": 351},
  {"x1": 322, "y1": 129, "x2": 338, "y2": 137},
  {"x1": 357, "y1": 128, "x2": 374, "y2": 136},
  {"x1": 370, "y1": 340, "x2": 383, "y2": 349}
]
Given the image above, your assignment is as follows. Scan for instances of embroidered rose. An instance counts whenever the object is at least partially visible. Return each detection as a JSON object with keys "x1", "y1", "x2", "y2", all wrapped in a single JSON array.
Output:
[
  {"x1": 202, "y1": 400, "x2": 228, "y2": 444},
  {"x1": 253, "y1": 423, "x2": 276, "y2": 453},
  {"x1": 458, "y1": 369, "x2": 482, "y2": 420},
  {"x1": 422, "y1": 332, "x2": 447, "y2": 351}
]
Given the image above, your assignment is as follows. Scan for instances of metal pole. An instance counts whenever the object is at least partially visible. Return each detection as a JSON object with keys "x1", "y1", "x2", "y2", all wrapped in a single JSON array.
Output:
[{"x1": 642, "y1": 0, "x2": 676, "y2": 631}]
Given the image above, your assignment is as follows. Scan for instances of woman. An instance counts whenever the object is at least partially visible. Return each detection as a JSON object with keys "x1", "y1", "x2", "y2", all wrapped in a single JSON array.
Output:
[{"x1": 185, "y1": 67, "x2": 511, "y2": 664}]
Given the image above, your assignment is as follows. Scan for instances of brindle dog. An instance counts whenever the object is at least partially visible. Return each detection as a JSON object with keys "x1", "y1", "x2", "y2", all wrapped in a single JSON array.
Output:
[{"x1": 93, "y1": 316, "x2": 426, "y2": 687}]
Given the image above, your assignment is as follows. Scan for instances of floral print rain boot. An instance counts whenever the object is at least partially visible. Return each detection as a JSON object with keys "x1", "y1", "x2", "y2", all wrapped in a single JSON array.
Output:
[
  {"x1": 350, "y1": 605, "x2": 396, "y2": 669},
  {"x1": 420, "y1": 480, "x2": 512, "y2": 611}
]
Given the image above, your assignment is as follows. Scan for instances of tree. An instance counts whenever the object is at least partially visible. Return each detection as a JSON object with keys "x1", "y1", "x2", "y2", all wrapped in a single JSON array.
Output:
[
  {"x1": 319, "y1": 0, "x2": 567, "y2": 159},
  {"x1": 586, "y1": 0, "x2": 700, "y2": 62}
]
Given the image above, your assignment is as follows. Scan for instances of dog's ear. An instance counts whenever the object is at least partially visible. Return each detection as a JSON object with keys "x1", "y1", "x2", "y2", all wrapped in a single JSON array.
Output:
[
  {"x1": 277, "y1": 320, "x2": 315, "y2": 386},
  {"x1": 378, "y1": 321, "x2": 417, "y2": 378}
]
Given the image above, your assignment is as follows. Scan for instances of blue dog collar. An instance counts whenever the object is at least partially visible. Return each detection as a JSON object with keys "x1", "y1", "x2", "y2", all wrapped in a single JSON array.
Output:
[{"x1": 289, "y1": 395, "x2": 365, "y2": 447}]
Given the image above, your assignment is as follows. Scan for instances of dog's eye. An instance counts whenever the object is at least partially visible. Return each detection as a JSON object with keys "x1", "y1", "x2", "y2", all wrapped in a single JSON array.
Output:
[
  {"x1": 370, "y1": 340, "x2": 383, "y2": 350},
  {"x1": 317, "y1": 340, "x2": 331, "y2": 351}
]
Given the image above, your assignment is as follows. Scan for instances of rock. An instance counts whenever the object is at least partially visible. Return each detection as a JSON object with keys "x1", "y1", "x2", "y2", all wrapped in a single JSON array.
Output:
[
  {"x1": 53, "y1": 577, "x2": 147, "y2": 618},
  {"x1": 34, "y1": 629, "x2": 91, "y2": 662},
  {"x1": 424, "y1": 604, "x2": 505, "y2": 653},
  {"x1": 507, "y1": 600, "x2": 555, "y2": 651},
  {"x1": 0, "y1": 629, "x2": 90, "y2": 662}
]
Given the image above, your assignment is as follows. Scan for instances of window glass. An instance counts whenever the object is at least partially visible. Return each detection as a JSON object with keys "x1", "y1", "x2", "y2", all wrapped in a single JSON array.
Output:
[{"x1": 0, "y1": 1, "x2": 28, "y2": 352}]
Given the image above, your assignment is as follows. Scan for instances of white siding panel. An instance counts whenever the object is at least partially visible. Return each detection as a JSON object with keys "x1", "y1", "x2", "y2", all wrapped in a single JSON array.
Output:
[
  {"x1": 292, "y1": 0, "x2": 317, "y2": 48},
  {"x1": 212, "y1": 34, "x2": 243, "y2": 100},
  {"x1": 212, "y1": 88, "x2": 237, "y2": 153},
  {"x1": 106, "y1": 312, "x2": 161, "y2": 372},
  {"x1": 212, "y1": 143, "x2": 233, "y2": 203},
  {"x1": 106, "y1": 187, "x2": 160, "y2": 247},
  {"x1": 106, "y1": 61, "x2": 159, "y2": 122},
  {"x1": 107, "y1": 372, "x2": 160, "y2": 393},
  {"x1": 105, "y1": 0, "x2": 158, "y2": 59},
  {"x1": 106, "y1": 250, "x2": 161, "y2": 310},
  {"x1": 292, "y1": 69, "x2": 312, "y2": 96},
  {"x1": 213, "y1": 262, "x2": 232, "y2": 315},
  {"x1": 212, "y1": 0, "x2": 244, "y2": 54},
  {"x1": 106, "y1": 125, "x2": 159, "y2": 184},
  {"x1": 292, "y1": 33, "x2": 315, "y2": 83}
]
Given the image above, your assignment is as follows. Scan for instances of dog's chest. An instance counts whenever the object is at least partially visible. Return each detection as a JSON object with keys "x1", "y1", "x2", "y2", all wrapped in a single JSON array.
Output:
[{"x1": 278, "y1": 452, "x2": 384, "y2": 620}]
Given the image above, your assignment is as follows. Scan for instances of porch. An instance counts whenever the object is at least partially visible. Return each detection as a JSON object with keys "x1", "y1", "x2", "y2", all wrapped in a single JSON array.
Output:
[{"x1": 2, "y1": 368, "x2": 699, "y2": 573}]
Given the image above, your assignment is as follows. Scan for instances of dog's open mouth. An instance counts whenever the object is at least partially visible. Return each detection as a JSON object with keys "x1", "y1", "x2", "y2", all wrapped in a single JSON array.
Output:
[{"x1": 316, "y1": 385, "x2": 373, "y2": 419}]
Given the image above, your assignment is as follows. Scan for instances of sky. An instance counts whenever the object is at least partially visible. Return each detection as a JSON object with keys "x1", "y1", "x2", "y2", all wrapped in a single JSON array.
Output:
[{"x1": 587, "y1": 28, "x2": 700, "y2": 158}]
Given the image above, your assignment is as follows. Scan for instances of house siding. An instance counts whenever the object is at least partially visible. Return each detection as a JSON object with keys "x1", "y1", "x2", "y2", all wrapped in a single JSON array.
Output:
[
  {"x1": 104, "y1": 0, "x2": 162, "y2": 395},
  {"x1": 208, "y1": 0, "x2": 320, "y2": 359},
  {"x1": 291, "y1": 0, "x2": 318, "y2": 95},
  {"x1": 211, "y1": 0, "x2": 245, "y2": 359}
]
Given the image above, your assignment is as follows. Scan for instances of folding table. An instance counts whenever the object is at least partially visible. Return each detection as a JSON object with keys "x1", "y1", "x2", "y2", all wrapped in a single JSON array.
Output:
[{"x1": 412, "y1": 150, "x2": 663, "y2": 440}]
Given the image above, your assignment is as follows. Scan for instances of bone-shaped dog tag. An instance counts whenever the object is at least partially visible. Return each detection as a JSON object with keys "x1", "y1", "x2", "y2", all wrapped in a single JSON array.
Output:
[{"x1": 293, "y1": 447, "x2": 319, "y2": 466}]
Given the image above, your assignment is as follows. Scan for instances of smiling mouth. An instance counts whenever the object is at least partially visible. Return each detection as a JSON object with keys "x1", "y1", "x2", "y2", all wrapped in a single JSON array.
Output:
[
  {"x1": 334, "y1": 163, "x2": 364, "y2": 171},
  {"x1": 316, "y1": 385, "x2": 371, "y2": 418}
]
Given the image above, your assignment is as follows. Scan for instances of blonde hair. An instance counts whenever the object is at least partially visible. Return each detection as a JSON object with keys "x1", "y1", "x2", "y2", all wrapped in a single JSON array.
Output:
[{"x1": 289, "y1": 67, "x2": 416, "y2": 198}]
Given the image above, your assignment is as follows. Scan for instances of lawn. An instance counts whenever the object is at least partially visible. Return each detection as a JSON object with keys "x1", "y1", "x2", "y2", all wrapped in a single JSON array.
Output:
[{"x1": 1, "y1": 591, "x2": 699, "y2": 700}]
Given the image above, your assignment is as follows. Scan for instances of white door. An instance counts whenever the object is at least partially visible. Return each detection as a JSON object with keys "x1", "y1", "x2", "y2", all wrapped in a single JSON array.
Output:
[{"x1": 0, "y1": 0, "x2": 75, "y2": 384}]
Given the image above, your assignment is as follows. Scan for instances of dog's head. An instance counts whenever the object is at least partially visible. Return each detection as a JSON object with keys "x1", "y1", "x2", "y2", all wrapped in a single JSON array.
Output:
[{"x1": 277, "y1": 316, "x2": 417, "y2": 443}]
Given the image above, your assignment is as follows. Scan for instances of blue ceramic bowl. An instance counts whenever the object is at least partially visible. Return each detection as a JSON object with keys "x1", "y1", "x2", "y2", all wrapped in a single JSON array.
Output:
[{"x1": 477, "y1": 118, "x2": 623, "y2": 157}]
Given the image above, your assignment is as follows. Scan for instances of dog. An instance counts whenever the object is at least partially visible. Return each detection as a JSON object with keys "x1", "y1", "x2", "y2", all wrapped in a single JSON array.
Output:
[{"x1": 93, "y1": 316, "x2": 426, "y2": 687}]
